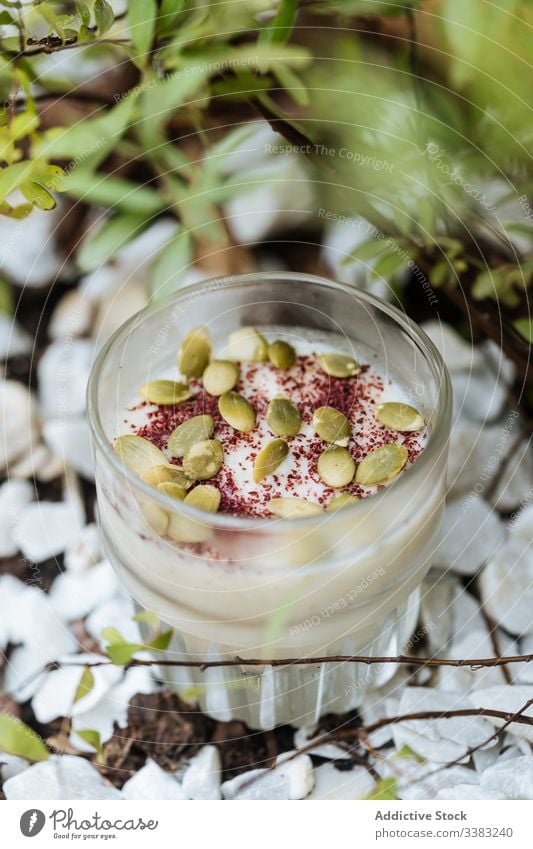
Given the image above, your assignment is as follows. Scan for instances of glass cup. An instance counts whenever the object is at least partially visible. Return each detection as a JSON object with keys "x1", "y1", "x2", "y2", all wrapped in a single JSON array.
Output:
[{"x1": 88, "y1": 272, "x2": 451, "y2": 729}]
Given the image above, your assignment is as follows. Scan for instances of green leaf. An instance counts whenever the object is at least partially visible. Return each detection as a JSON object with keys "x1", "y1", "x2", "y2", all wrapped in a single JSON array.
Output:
[
  {"x1": 158, "y1": 0, "x2": 185, "y2": 37},
  {"x1": 395, "y1": 744, "x2": 425, "y2": 762},
  {"x1": 106, "y1": 642, "x2": 143, "y2": 665},
  {"x1": 74, "y1": 666, "x2": 95, "y2": 703},
  {"x1": 272, "y1": 64, "x2": 309, "y2": 107},
  {"x1": 150, "y1": 230, "x2": 192, "y2": 299},
  {"x1": 0, "y1": 162, "x2": 39, "y2": 203},
  {"x1": 76, "y1": 728, "x2": 105, "y2": 764},
  {"x1": 132, "y1": 610, "x2": 161, "y2": 631},
  {"x1": 341, "y1": 238, "x2": 388, "y2": 265},
  {"x1": 259, "y1": 0, "x2": 298, "y2": 44},
  {"x1": 472, "y1": 269, "x2": 504, "y2": 300},
  {"x1": 146, "y1": 629, "x2": 173, "y2": 651},
  {"x1": 0, "y1": 11, "x2": 14, "y2": 25},
  {"x1": 76, "y1": 1, "x2": 90, "y2": 27},
  {"x1": 0, "y1": 277, "x2": 13, "y2": 314},
  {"x1": 0, "y1": 713, "x2": 49, "y2": 762},
  {"x1": 100, "y1": 626, "x2": 127, "y2": 646},
  {"x1": 94, "y1": 0, "x2": 114, "y2": 34},
  {"x1": 20, "y1": 181, "x2": 57, "y2": 211},
  {"x1": 369, "y1": 248, "x2": 409, "y2": 281},
  {"x1": 128, "y1": 0, "x2": 156, "y2": 61},
  {"x1": 365, "y1": 777, "x2": 399, "y2": 800},
  {"x1": 63, "y1": 174, "x2": 164, "y2": 216},
  {"x1": 77, "y1": 213, "x2": 147, "y2": 271},
  {"x1": 514, "y1": 318, "x2": 533, "y2": 344}
]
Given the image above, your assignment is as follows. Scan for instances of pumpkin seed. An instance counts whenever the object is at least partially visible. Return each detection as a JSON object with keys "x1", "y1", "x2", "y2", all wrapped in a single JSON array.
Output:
[
  {"x1": 268, "y1": 497, "x2": 323, "y2": 518},
  {"x1": 157, "y1": 482, "x2": 187, "y2": 500},
  {"x1": 167, "y1": 415, "x2": 214, "y2": 458},
  {"x1": 268, "y1": 340, "x2": 296, "y2": 369},
  {"x1": 184, "y1": 484, "x2": 221, "y2": 513},
  {"x1": 218, "y1": 391, "x2": 256, "y2": 433},
  {"x1": 141, "y1": 464, "x2": 194, "y2": 488},
  {"x1": 253, "y1": 439, "x2": 289, "y2": 483},
  {"x1": 375, "y1": 401, "x2": 425, "y2": 432},
  {"x1": 355, "y1": 443, "x2": 408, "y2": 486},
  {"x1": 313, "y1": 406, "x2": 350, "y2": 446},
  {"x1": 139, "y1": 380, "x2": 192, "y2": 406},
  {"x1": 317, "y1": 352, "x2": 360, "y2": 378},
  {"x1": 267, "y1": 396, "x2": 301, "y2": 438},
  {"x1": 114, "y1": 435, "x2": 166, "y2": 476},
  {"x1": 327, "y1": 492, "x2": 359, "y2": 511},
  {"x1": 183, "y1": 439, "x2": 224, "y2": 480},
  {"x1": 177, "y1": 327, "x2": 211, "y2": 379},
  {"x1": 203, "y1": 360, "x2": 239, "y2": 396},
  {"x1": 139, "y1": 497, "x2": 168, "y2": 535},
  {"x1": 317, "y1": 445, "x2": 356, "y2": 488},
  {"x1": 226, "y1": 326, "x2": 268, "y2": 362}
]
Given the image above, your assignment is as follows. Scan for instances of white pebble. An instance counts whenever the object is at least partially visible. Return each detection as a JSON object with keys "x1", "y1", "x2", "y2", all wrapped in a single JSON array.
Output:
[
  {"x1": 38, "y1": 339, "x2": 94, "y2": 419},
  {"x1": 0, "y1": 479, "x2": 34, "y2": 557},
  {"x1": 49, "y1": 288, "x2": 95, "y2": 341},
  {"x1": 479, "y1": 539, "x2": 533, "y2": 635},
  {"x1": 12, "y1": 498, "x2": 84, "y2": 562},
  {"x1": 434, "y1": 495, "x2": 505, "y2": 575},
  {"x1": 64, "y1": 523, "x2": 102, "y2": 572},
  {"x1": 122, "y1": 759, "x2": 186, "y2": 800},
  {"x1": 0, "y1": 379, "x2": 39, "y2": 470},
  {"x1": 0, "y1": 313, "x2": 32, "y2": 359},
  {"x1": 3, "y1": 755, "x2": 122, "y2": 800},
  {"x1": 50, "y1": 560, "x2": 117, "y2": 620},
  {"x1": 421, "y1": 321, "x2": 483, "y2": 372},
  {"x1": 42, "y1": 417, "x2": 94, "y2": 480},
  {"x1": 182, "y1": 746, "x2": 222, "y2": 800}
]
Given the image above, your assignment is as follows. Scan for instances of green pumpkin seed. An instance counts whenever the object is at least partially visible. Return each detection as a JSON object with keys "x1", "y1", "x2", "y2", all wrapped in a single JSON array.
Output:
[
  {"x1": 268, "y1": 497, "x2": 323, "y2": 518},
  {"x1": 375, "y1": 401, "x2": 425, "y2": 432},
  {"x1": 141, "y1": 464, "x2": 194, "y2": 488},
  {"x1": 218, "y1": 391, "x2": 256, "y2": 433},
  {"x1": 167, "y1": 415, "x2": 214, "y2": 458},
  {"x1": 183, "y1": 439, "x2": 224, "y2": 480},
  {"x1": 203, "y1": 360, "x2": 239, "y2": 396},
  {"x1": 267, "y1": 396, "x2": 301, "y2": 438},
  {"x1": 317, "y1": 445, "x2": 356, "y2": 488},
  {"x1": 114, "y1": 435, "x2": 166, "y2": 476},
  {"x1": 313, "y1": 406, "x2": 350, "y2": 446},
  {"x1": 268, "y1": 340, "x2": 296, "y2": 369},
  {"x1": 253, "y1": 439, "x2": 289, "y2": 483},
  {"x1": 178, "y1": 327, "x2": 212, "y2": 379},
  {"x1": 139, "y1": 497, "x2": 168, "y2": 535},
  {"x1": 317, "y1": 352, "x2": 360, "y2": 378},
  {"x1": 327, "y1": 492, "x2": 359, "y2": 511},
  {"x1": 139, "y1": 380, "x2": 192, "y2": 406},
  {"x1": 157, "y1": 482, "x2": 187, "y2": 500},
  {"x1": 226, "y1": 326, "x2": 268, "y2": 362},
  {"x1": 184, "y1": 484, "x2": 221, "y2": 513},
  {"x1": 355, "y1": 443, "x2": 408, "y2": 486}
]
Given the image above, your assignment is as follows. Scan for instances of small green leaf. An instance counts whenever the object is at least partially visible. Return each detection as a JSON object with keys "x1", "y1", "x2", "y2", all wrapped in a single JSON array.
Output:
[
  {"x1": 369, "y1": 249, "x2": 409, "y2": 281},
  {"x1": 74, "y1": 667, "x2": 95, "y2": 703},
  {"x1": 76, "y1": 728, "x2": 105, "y2": 764},
  {"x1": 100, "y1": 626, "x2": 127, "y2": 646},
  {"x1": 472, "y1": 269, "x2": 504, "y2": 300},
  {"x1": 146, "y1": 629, "x2": 173, "y2": 651},
  {"x1": 132, "y1": 610, "x2": 161, "y2": 631},
  {"x1": 75, "y1": 1, "x2": 91, "y2": 27},
  {"x1": 365, "y1": 777, "x2": 399, "y2": 800},
  {"x1": 395, "y1": 744, "x2": 425, "y2": 762},
  {"x1": 20, "y1": 181, "x2": 57, "y2": 211},
  {"x1": 77, "y1": 213, "x2": 147, "y2": 272},
  {"x1": 0, "y1": 277, "x2": 13, "y2": 315},
  {"x1": 341, "y1": 238, "x2": 388, "y2": 265},
  {"x1": 0, "y1": 11, "x2": 14, "y2": 25},
  {"x1": 106, "y1": 642, "x2": 143, "y2": 666},
  {"x1": 272, "y1": 64, "x2": 309, "y2": 107},
  {"x1": 158, "y1": 0, "x2": 185, "y2": 37},
  {"x1": 514, "y1": 318, "x2": 533, "y2": 344},
  {"x1": 94, "y1": 0, "x2": 114, "y2": 34},
  {"x1": 128, "y1": 0, "x2": 156, "y2": 61},
  {"x1": 0, "y1": 714, "x2": 49, "y2": 762}
]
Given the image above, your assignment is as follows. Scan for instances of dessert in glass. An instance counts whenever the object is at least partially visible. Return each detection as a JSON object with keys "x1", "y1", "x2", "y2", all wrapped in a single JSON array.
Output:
[{"x1": 88, "y1": 272, "x2": 451, "y2": 729}]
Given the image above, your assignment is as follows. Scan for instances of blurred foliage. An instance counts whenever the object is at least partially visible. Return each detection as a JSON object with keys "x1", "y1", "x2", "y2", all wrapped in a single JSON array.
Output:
[{"x1": 0, "y1": 0, "x2": 532, "y2": 338}]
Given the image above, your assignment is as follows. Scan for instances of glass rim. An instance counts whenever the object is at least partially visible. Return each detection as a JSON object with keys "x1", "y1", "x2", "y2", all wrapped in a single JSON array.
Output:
[{"x1": 87, "y1": 271, "x2": 452, "y2": 531}]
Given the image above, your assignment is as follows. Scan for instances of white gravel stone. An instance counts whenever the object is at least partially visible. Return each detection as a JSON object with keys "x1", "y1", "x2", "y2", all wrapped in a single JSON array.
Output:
[
  {"x1": 182, "y1": 746, "x2": 222, "y2": 800},
  {"x1": 392, "y1": 758, "x2": 480, "y2": 801},
  {"x1": 293, "y1": 727, "x2": 355, "y2": 761},
  {"x1": 0, "y1": 575, "x2": 76, "y2": 657},
  {"x1": 0, "y1": 313, "x2": 32, "y2": 359},
  {"x1": 49, "y1": 288, "x2": 95, "y2": 341},
  {"x1": 421, "y1": 321, "x2": 483, "y2": 372},
  {"x1": 50, "y1": 559, "x2": 117, "y2": 620},
  {"x1": 0, "y1": 479, "x2": 34, "y2": 557},
  {"x1": 0, "y1": 204, "x2": 65, "y2": 288},
  {"x1": 392, "y1": 688, "x2": 494, "y2": 763},
  {"x1": 84, "y1": 594, "x2": 139, "y2": 644},
  {"x1": 38, "y1": 339, "x2": 94, "y2": 419},
  {"x1": 509, "y1": 503, "x2": 533, "y2": 545},
  {"x1": 0, "y1": 379, "x2": 39, "y2": 470},
  {"x1": 470, "y1": 686, "x2": 533, "y2": 744},
  {"x1": 434, "y1": 495, "x2": 505, "y2": 575},
  {"x1": 92, "y1": 280, "x2": 147, "y2": 349},
  {"x1": 438, "y1": 628, "x2": 519, "y2": 692},
  {"x1": 489, "y1": 439, "x2": 533, "y2": 512},
  {"x1": 42, "y1": 417, "x2": 94, "y2": 480},
  {"x1": 222, "y1": 753, "x2": 314, "y2": 800},
  {"x1": 122, "y1": 758, "x2": 186, "y2": 800},
  {"x1": 31, "y1": 654, "x2": 123, "y2": 724},
  {"x1": 0, "y1": 753, "x2": 28, "y2": 782},
  {"x1": 308, "y1": 764, "x2": 374, "y2": 800},
  {"x1": 12, "y1": 498, "x2": 84, "y2": 562},
  {"x1": 479, "y1": 539, "x2": 533, "y2": 635},
  {"x1": 437, "y1": 783, "x2": 498, "y2": 800},
  {"x1": 452, "y1": 371, "x2": 507, "y2": 423},
  {"x1": 64, "y1": 523, "x2": 102, "y2": 572},
  {"x1": 3, "y1": 755, "x2": 122, "y2": 800},
  {"x1": 479, "y1": 755, "x2": 533, "y2": 799}
]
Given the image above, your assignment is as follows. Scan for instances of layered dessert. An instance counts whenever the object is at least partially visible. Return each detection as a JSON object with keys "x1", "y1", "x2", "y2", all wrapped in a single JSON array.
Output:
[
  {"x1": 115, "y1": 325, "x2": 428, "y2": 527},
  {"x1": 90, "y1": 274, "x2": 450, "y2": 727}
]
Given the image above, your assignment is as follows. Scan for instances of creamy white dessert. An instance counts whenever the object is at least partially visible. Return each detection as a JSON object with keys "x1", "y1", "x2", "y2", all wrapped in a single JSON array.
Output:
[{"x1": 97, "y1": 323, "x2": 444, "y2": 726}]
